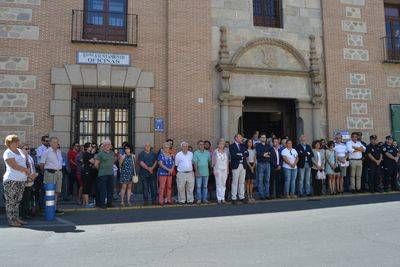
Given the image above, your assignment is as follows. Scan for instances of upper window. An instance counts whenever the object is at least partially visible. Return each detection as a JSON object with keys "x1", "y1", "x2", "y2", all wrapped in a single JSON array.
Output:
[
  {"x1": 384, "y1": 4, "x2": 400, "y2": 61},
  {"x1": 84, "y1": 0, "x2": 127, "y2": 41},
  {"x1": 253, "y1": 0, "x2": 282, "y2": 28}
]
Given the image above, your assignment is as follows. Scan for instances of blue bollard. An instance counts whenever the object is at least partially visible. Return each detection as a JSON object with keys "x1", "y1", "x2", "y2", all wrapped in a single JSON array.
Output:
[{"x1": 44, "y1": 183, "x2": 56, "y2": 221}]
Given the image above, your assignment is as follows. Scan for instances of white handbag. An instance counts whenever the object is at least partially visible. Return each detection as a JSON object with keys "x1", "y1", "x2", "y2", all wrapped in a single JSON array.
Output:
[
  {"x1": 317, "y1": 170, "x2": 326, "y2": 180},
  {"x1": 131, "y1": 155, "x2": 139, "y2": 184}
]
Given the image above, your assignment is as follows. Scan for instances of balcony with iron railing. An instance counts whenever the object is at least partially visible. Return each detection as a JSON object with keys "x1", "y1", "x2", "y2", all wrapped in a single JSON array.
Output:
[
  {"x1": 71, "y1": 10, "x2": 138, "y2": 46},
  {"x1": 383, "y1": 16, "x2": 400, "y2": 63},
  {"x1": 382, "y1": 36, "x2": 400, "y2": 63}
]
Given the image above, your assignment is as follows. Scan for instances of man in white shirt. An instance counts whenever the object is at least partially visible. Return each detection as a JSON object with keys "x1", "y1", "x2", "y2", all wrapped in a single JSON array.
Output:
[
  {"x1": 175, "y1": 141, "x2": 195, "y2": 204},
  {"x1": 40, "y1": 137, "x2": 64, "y2": 214},
  {"x1": 346, "y1": 132, "x2": 366, "y2": 193}
]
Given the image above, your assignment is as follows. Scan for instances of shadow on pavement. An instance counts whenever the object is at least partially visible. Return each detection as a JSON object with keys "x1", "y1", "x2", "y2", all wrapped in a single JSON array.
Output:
[
  {"x1": 1, "y1": 193, "x2": 399, "y2": 231},
  {"x1": 59, "y1": 193, "x2": 400, "y2": 227},
  {"x1": 0, "y1": 217, "x2": 85, "y2": 233}
]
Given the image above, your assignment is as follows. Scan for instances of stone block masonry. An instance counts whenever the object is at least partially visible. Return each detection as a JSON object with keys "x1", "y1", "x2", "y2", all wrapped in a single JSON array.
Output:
[
  {"x1": 0, "y1": 93, "x2": 28, "y2": 107},
  {"x1": 0, "y1": 7, "x2": 32, "y2": 22},
  {"x1": 0, "y1": 25, "x2": 39, "y2": 40},
  {"x1": 0, "y1": 112, "x2": 34, "y2": 126},
  {"x1": 0, "y1": 74, "x2": 36, "y2": 89},
  {"x1": 0, "y1": 0, "x2": 40, "y2": 5},
  {"x1": 0, "y1": 56, "x2": 29, "y2": 71}
]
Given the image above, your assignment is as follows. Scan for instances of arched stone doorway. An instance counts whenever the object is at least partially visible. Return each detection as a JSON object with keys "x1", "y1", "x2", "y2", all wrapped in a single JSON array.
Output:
[{"x1": 216, "y1": 27, "x2": 325, "y2": 141}]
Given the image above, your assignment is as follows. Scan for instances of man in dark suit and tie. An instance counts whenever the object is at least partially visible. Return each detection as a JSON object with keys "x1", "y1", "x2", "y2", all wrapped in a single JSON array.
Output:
[
  {"x1": 271, "y1": 137, "x2": 283, "y2": 198},
  {"x1": 229, "y1": 134, "x2": 248, "y2": 204},
  {"x1": 295, "y1": 135, "x2": 314, "y2": 197}
]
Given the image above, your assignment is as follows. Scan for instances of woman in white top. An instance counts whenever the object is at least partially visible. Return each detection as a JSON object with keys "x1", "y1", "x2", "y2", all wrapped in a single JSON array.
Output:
[
  {"x1": 2, "y1": 134, "x2": 30, "y2": 227},
  {"x1": 245, "y1": 139, "x2": 256, "y2": 202},
  {"x1": 334, "y1": 135, "x2": 348, "y2": 194},
  {"x1": 281, "y1": 140, "x2": 299, "y2": 198},
  {"x1": 311, "y1": 140, "x2": 326, "y2": 196},
  {"x1": 212, "y1": 139, "x2": 229, "y2": 204}
]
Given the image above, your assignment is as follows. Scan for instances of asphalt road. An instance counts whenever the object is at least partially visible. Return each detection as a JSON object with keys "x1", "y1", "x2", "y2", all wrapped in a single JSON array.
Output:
[{"x1": 1, "y1": 193, "x2": 400, "y2": 267}]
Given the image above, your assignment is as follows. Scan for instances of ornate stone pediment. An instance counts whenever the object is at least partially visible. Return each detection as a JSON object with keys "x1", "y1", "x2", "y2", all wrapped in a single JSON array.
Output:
[
  {"x1": 231, "y1": 38, "x2": 308, "y2": 72},
  {"x1": 236, "y1": 44, "x2": 304, "y2": 71}
]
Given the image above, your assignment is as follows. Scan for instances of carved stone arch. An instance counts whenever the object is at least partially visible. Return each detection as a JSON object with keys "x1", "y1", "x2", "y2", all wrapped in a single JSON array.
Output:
[{"x1": 231, "y1": 38, "x2": 308, "y2": 71}]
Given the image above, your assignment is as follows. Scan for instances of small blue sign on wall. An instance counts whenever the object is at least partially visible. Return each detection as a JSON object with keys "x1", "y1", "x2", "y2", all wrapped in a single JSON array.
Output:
[{"x1": 154, "y1": 118, "x2": 164, "y2": 132}]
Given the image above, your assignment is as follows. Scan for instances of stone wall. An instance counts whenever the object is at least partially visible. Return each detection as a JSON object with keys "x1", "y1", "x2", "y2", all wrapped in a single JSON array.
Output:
[
  {"x1": 0, "y1": 7, "x2": 32, "y2": 21},
  {"x1": 0, "y1": 56, "x2": 29, "y2": 71},
  {"x1": 212, "y1": 0, "x2": 327, "y2": 139}
]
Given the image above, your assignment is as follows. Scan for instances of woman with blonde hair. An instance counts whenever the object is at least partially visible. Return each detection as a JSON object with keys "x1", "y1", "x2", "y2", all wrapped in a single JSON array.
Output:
[
  {"x1": 2, "y1": 135, "x2": 30, "y2": 227},
  {"x1": 157, "y1": 142, "x2": 174, "y2": 205},
  {"x1": 212, "y1": 139, "x2": 229, "y2": 204}
]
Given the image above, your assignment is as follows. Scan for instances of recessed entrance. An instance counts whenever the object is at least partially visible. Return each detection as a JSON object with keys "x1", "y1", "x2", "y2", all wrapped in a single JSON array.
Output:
[
  {"x1": 240, "y1": 98, "x2": 297, "y2": 139},
  {"x1": 71, "y1": 89, "x2": 134, "y2": 147}
]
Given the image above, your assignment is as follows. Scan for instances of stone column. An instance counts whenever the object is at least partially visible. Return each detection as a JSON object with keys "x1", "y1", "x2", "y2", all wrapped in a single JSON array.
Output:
[
  {"x1": 134, "y1": 87, "x2": 154, "y2": 155},
  {"x1": 296, "y1": 101, "x2": 314, "y2": 140},
  {"x1": 227, "y1": 96, "x2": 245, "y2": 142},
  {"x1": 312, "y1": 103, "x2": 323, "y2": 139},
  {"x1": 219, "y1": 92, "x2": 230, "y2": 140}
]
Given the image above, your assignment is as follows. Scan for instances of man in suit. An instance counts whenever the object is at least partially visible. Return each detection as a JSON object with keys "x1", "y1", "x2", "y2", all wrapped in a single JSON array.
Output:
[
  {"x1": 229, "y1": 134, "x2": 248, "y2": 204},
  {"x1": 271, "y1": 137, "x2": 283, "y2": 198},
  {"x1": 295, "y1": 135, "x2": 314, "y2": 197},
  {"x1": 255, "y1": 133, "x2": 274, "y2": 200}
]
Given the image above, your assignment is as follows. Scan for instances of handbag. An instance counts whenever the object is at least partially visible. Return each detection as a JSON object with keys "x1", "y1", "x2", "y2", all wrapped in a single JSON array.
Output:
[
  {"x1": 334, "y1": 165, "x2": 341, "y2": 173},
  {"x1": 317, "y1": 170, "x2": 326, "y2": 180},
  {"x1": 131, "y1": 155, "x2": 139, "y2": 184}
]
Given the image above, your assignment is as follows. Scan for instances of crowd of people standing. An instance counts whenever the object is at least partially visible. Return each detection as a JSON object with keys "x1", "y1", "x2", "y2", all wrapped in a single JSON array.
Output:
[{"x1": 2, "y1": 130, "x2": 400, "y2": 227}]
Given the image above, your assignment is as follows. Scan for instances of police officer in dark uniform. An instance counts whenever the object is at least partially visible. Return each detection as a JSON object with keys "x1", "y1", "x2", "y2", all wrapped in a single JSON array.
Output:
[
  {"x1": 365, "y1": 135, "x2": 382, "y2": 193},
  {"x1": 382, "y1": 136, "x2": 399, "y2": 192}
]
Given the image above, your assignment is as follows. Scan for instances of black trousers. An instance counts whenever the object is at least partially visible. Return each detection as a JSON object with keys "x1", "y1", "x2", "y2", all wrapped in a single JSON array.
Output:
[
  {"x1": 20, "y1": 186, "x2": 33, "y2": 218},
  {"x1": 33, "y1": 174, "x2": 44, "y2": 210},
  {"x1": 272, "y1": 168, "x2": 283, "y2": 198},
  {"x1": 367, "y1": 164, "x2": 382, "y2": 193},
  {"x1": 383, "y1": 164, "x2": 398, "y2": 190},
  {"x1": 68, "y1": 169, "x2": 78, "y2": 196},
  {"x1": 361, "y1": 160, "x2": 368, "y2": 191},
  {"x1": 383, "y1": 165, "x2": 398, "y2": 191},
  {"x1": 141, "y1": 175, "x2": 157, "y2": 202},
  {"x1": 311, "y1": 169, "x2": 323, "y2": 196}
]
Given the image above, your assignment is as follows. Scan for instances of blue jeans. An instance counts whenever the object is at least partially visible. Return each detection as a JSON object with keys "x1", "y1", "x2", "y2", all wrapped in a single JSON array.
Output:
[
  {"x1": 196, "y1": 176, "x2": 209, "y2": 201},
  {"x1": 97, "y1": 175, "x2": 114, "y2": 207},
  {"x1": 257, "y1": 162, "x2": 271, "y2": 198},
  {"x1": 298, "y1": 166, "x2": 312, "y2": 196},
  {"x1": 283, "y1": 168, "x2": 298, "y2": 195},
  {"x1": 142, "y1": 175, "x2": 157, "y2": 202}
]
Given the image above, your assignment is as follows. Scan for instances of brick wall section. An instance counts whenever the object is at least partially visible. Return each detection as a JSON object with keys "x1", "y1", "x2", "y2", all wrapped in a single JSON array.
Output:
[
  {"x1": 0, "y1": 0, "x2": 214, "y2": 149},
  {"x1": 0, "y1": 0, "x2": 174, "y2": 149},
  {"x1": 322, "y1": 0, "x2": 400, "y2": 139},
  {"x1": 167, "y1": 0, "x2": 213, "y2": 145}
]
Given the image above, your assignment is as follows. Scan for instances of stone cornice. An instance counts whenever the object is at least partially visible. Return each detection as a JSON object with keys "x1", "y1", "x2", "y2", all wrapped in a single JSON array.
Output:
[{"x1": 216, "y1": 63, "x2": 309, "y2": 77}]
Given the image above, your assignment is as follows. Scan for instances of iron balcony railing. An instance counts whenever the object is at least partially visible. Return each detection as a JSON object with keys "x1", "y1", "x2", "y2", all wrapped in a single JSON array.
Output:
[
  {"x1": 382, "y1": 36, "x2": 400, "y2": 63},
  {"x1": 71, "y1": 10, "x2": 138, "y2": 46}
]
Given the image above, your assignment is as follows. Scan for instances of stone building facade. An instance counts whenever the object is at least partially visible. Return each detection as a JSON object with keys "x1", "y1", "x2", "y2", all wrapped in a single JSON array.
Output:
[
  {"x1": 322, "y1": 0, "x2": 400, "y2": 141},
  {"x1": 212, "y1": 0, "x2": 327, "y2": 142},
  {"x1": 0, "y1": 0, "x2": 213, "y2": 152},
  {"x1": 1, "y1": 0, "x2": 399, "y2": 154}
]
